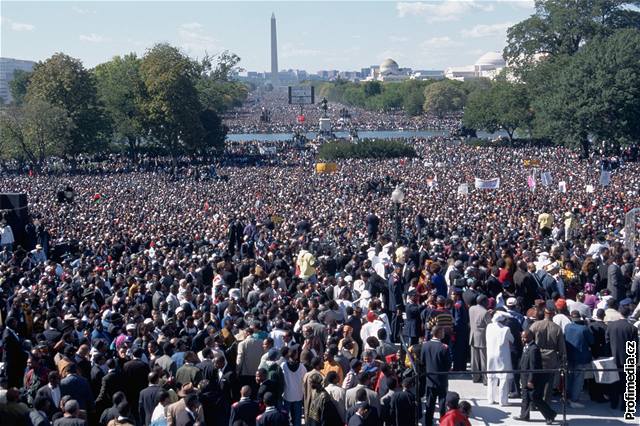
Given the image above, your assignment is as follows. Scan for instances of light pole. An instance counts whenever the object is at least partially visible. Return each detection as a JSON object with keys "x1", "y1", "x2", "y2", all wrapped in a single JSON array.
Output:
[{"x1": 391, "y1": 185, "x2": 405, "y2": 242}]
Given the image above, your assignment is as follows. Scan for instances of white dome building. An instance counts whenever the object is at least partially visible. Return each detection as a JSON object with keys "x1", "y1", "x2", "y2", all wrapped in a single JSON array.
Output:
[
  {"x1": 474, "y1": 51, "x2": 506, "y2": 79},
  {"x1": 380, "y1": 58, "x2": 400, "y2": 76}
]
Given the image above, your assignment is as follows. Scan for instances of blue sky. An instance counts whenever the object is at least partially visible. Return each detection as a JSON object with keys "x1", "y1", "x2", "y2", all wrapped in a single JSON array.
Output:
[{"x1": 1, "y1": 1, "x2": 535, "y2": 71}]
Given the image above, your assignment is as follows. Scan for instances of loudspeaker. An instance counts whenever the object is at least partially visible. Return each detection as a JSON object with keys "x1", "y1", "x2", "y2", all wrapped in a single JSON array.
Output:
[{"x1": 0, "y1": 193, "x2": 29, "y2": 250}]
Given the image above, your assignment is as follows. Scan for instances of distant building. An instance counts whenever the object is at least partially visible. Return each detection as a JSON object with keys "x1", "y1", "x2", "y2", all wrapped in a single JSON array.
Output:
[
  {"x1": 410, "y1": 70, "x2": 445, "y2": 80},
  {"x1": 444, "y1": 51, "x2": 506, "y2": 81},
  {"x1": 0, "y1": 57, "x2": 36, "y2": 103},
  {"x1": 365, "y1": 58, "x2": 411, "y2": 82}
]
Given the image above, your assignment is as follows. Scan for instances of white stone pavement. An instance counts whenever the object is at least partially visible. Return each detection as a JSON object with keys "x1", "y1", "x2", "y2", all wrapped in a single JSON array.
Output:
[{"x1": 445, "y1": 378, "x2": 638, "y2": 426}]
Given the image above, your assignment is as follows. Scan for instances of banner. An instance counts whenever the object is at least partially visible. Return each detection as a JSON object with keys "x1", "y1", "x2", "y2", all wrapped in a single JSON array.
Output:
[
  {"x1": 315, "y1": 162, "x2": 338, "y2": 173},
  {"x1": 474, "y1": 177, "x2": 500, "y2": 190},
  {"x1": 586, "y1": 184, "x2": 595, "y2": 193},
  {"x1": 523, "y1": 159, "x2": 541, "y2": 168},
  {"x1": 558, "y1": 181, "x2": 567, "y2": 193},
  {"x1": 541, "y1": 171, "x2": 552, "y2": 187},
  {"x1": 599, "y1": 170, "x2": 611, "y2": 186},
  {"x1": 624, "y1": 208, "x2": 639, "y2": 256},
  {"x1": 258, "y1": 146, "x2": 277, "y2": 155},
  {"x1": 457, "y1": 183, "x2": 468, "y2": 195}
]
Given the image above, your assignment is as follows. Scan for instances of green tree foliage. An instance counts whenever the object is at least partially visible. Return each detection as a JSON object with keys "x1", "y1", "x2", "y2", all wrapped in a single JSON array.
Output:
[
  {"x1": 532, "y1": 29, "x2": 640, "y2": 157},
  {"x1": 504, "y1": 0, "x2": 640, "y2": 70},
  {"x1": 8, "y1": 69, "x2": 31, "y2": 105},
  {"x1": 93, "y1": 54, "x2": 146, "y2": 157},
  {"x1": 464, "y1": 77, "x2": 532, "y2": 142},
  {"x1": 140, "y1": 43, "x2": 205, "y2": 158},
  {"x1": 25, "y1": 53, "x2": 108, "y2": 154},
  {"x1": 422, "y1": 80, "x2": 467, "y2": 117},
  {"x1": 196, "y1": 50, "x2": 248, "y2": 113},
  {"x1": 363, "y1": 81, "x2": 382, "y2": 97},
  {"x1": 318, "y1": 139, "x2": 416, "y2": 160},
  {"x1": 0, "y1": 99, "x2": 74, "y2": 165},
  {"x1": 198, "y1": 109, "x2": 228, "y2": 157}
]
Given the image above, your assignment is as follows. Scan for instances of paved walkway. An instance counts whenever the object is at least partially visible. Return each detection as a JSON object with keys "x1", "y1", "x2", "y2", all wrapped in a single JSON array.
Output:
[{"x1": 446, "y1": 378, "x2": 637, "y2": 425}]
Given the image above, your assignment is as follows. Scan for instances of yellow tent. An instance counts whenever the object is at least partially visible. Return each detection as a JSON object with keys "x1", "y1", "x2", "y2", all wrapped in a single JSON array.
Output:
[{"x1": 315, "y1": 163, "x2": 338, "y2": 173}]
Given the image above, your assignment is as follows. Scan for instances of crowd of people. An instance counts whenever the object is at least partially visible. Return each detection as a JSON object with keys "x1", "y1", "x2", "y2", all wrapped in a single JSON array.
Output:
[
  {"x1": 0, "y1": 136, "x2": 639, "y2": 426},
  {"x1": 222, "y1": 91, "x2": 460, "y2": 134}
]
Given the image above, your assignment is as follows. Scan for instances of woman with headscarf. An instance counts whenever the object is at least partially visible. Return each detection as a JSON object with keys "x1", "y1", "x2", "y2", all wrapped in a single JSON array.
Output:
[{"x1": 485, "y1": 310, "x2": 514, "y2": 406}]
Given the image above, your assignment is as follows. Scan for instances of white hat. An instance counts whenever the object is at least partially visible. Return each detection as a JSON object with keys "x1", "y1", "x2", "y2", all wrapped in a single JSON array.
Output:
[
  {"x1": 126, "y1": 323, "x2": 136, "y2": 331},
  {"x1": 506, "y1": 297, "x2": 517, "y2": 307}
]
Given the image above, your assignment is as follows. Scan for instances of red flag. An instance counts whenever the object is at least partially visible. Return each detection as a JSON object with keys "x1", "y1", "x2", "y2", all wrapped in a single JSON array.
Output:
[{"x1": 204, "y1": 201, "x2": 210, "y2": 212}]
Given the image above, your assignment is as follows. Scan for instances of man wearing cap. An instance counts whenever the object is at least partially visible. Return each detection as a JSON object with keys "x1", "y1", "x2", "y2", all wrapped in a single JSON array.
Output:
[
  {"x1": 528, "y1": 302, "x2": 566, "y2": 403},
  {"x1": 469, "y1": 295, "x2": 489, "y2": 385}
]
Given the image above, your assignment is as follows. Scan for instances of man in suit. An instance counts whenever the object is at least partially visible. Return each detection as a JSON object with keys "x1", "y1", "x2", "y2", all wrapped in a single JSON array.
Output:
[
  {"x1": 514, "y1": 330, "x2": 556, "y2": 424},
  {"x1": 95, "y1": 359, "x2": 123, "y2": 415},
  {"x1": 90, "y1": 354, "x2": 107, "y2": 398},
  {"x1": 229, "y1": 385, "x2": 260, "y2": 426},
  {"x1": 195, "y1": 347, "x2": 216, "y2": 382},
  {"x1": 421, "y1": 326, "x2": 451, "y2": 426},
  {"x1": 607, "y1": 255, "x2": 626, "y2": 302},
  {"x1": 606, "y1": 304, "x2": 639, "y2": 410},
  {"x1": 122, "y1": 347, "x2": 150, "y2": 423},
  {"x1": 59, "y1": 363, "x2": 95, "y2": 413},
  {"x1": 139, "y1": 372, "x2": 163, "y2": 426},
  {"x1": 2, "y1": 316, "x2": 28, "y2": 388},
  {"x1": 468, "y1": 295, "x2": 489, "y2": 384},
  {"x1": 174, "y1": 394, "x2": 200, "y2": 426},
  {"x1": 402, "y1": 292, "x2": 421, "y2": 345},
  {"x1": 256, "y1": 392, "x2": 289, "y2": 426},
  {"x1": 344, "y1": 372, "x2": 380, "y2": 412},
  {"x1": 154, "y1": 343, "x2": 177, "y2": 377},
  {"x1": 347, "y1": 403, "x2": 371, "y2": 426},
  {"x1": 37, "y1": 371, "x2": 62, "y2": 418},
  {"x1": 166, "y1": 386, "x2": 204, "y2": 426}
]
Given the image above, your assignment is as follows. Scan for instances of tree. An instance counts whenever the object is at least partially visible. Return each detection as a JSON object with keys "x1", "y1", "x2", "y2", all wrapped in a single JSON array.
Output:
[
  {"x1": 140, "y1": 43, "x2": 205, "y2": 159},
  {"x1": 195, "y1": 109, "x2": 228, "y2": 157},
  {"x1": 8, "y1": 69, "x2": 31, "y2": 105},
  {"x1": 504, "y1": 0, "x2": 640, "y2": 70},
  {"x1": 93, "y1": 54, "x2": 146, "y2": 157},
  {"x1": 25, "y1": 53, "x2": 109, "y2": 154},
  {"x1": 363, "y1": 81, "x2": 382, "y2": 97},
  {"x1": 0, "y1": 99, "x2": 73, "y2": 165},
  {"x1": 532, "y1": 29, "x2": 640, "y2": 156},
  {"x1": 195, "y1": 50, "x2": 248, "y2": 113},
  {"x1": 464, "y1": 77, "x2": 532, "y2": 142},
  {"x1": 423, "y1": 80, "x2": 467, "y2": 117}
]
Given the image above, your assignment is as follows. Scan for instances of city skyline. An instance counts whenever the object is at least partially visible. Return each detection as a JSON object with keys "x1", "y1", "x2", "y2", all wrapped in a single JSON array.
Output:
[{"x1": 1, "y1": 1, "x2": 535, "y2": 71}]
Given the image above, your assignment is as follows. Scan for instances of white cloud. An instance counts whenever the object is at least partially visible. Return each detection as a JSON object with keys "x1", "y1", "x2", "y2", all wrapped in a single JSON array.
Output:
[
  {"x1": 178, "y1": 26, "x2": 217, "y2": 55},
  {"x1": 397, "y1": 0, "x2": 493, "y2": 22},
  {"x1": 1, "y1": 17, "x2": 35, "y2": 31},
  {"x1": 180, "y1": 22, "x2": 203, "y2": 30},
  {"x1": 281, "y1": 42, "x2": 322, "y2": 58},
  {"x1": 79, "y1": 33, "x2": 110, "y2": 43},
  {"x1": 422, "y1": 36, "x2": 460, "y2": 47},
  {"x1": 462, "y1": 22, "x2": 513, "y2": 38},
  {"x1": 389, "y1": 35, "x2": 409, "y2": 43},
  {"x1": 72, "y1": 6, "x2": 96, "y2": 15}
]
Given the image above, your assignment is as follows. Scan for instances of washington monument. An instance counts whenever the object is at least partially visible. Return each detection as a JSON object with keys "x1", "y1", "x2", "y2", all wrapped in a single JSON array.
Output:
[{"x1": 270, "y1": 12, "x2": 279, "y2": 86}]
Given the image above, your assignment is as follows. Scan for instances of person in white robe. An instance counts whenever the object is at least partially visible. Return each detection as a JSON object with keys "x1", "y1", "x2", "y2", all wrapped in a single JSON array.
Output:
[{"x1": 486, "y1": 311, "x2": 514, "y2": 406}]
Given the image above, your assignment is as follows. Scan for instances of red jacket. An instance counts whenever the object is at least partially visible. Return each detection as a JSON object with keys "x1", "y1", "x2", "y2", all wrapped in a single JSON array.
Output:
[{"x1": 439, "y1": 409, "x2": 471, "y2": 426}]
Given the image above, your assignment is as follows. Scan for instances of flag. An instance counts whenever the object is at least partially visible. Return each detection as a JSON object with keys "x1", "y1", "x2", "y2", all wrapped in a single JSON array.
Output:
[
  {"x1": 457, "y1": 183, "x2": 468, "y2": 195},
  {"x1": 474, "y1": 177, "x2": 500, "y2": 190},
  {"x1": 586, "y1": 185, "x2": 595, "y2": 193},
  {"x1": 527, "y1": 175, "x2": 536, "y2": 191},
  {"x1": 558, "y1": 181, "x2": 567, "y2": 193},
  {"x1": 599, "y1": 170, "x2": 611, "y2": 186},
  {"x1": 541, "y1": 171, "x2": 552, "y2": 186},
  {"x1": 427, "y1": 174, "x2": 437, "y2": 191},
  {"x1": 203, "y1": 200, "x2": 210, "y2": 212}
]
